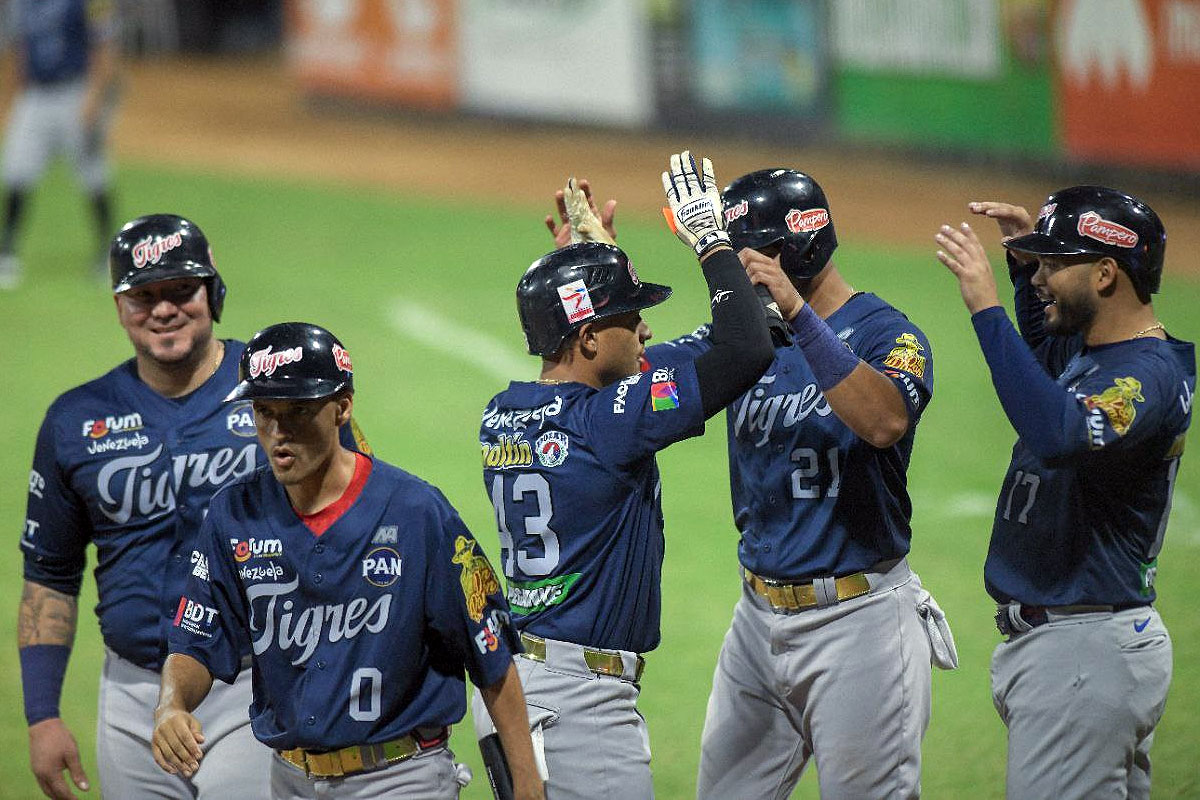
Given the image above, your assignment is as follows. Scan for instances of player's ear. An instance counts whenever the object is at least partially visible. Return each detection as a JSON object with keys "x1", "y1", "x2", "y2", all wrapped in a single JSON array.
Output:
[
  {"x1": 576, "y1": 322, "x2": 600, "y2": 358},
  {"x1": 334, "y1": 392, "x2": 353, "y2": 426},
  {"x1": 1094, "y1": 256, "x2": 1120, "y2": 296}
]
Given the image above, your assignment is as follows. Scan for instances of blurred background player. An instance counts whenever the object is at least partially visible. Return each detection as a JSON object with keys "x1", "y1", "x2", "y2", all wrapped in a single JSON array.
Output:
[
  {"x1": 473, "y1": 152, "x2": 775, "y2": 798},
  {"x1": 17, "y1": 214, "x2": 374, "y2": 799},
  {"x1": 153, "y1": 322, "x2": 543, "y2": 800},
  {"x1": 0, "y1": 0, "x2": 118, "y2": 289},
  {"x1": 937, "y1": 187, "x2": 1193, "y2": 799}
]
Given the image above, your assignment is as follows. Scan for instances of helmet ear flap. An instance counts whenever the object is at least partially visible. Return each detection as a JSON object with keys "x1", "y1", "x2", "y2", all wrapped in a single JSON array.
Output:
[{"x1": 207, "y1": 274, "x2": 227, "y2": 322}]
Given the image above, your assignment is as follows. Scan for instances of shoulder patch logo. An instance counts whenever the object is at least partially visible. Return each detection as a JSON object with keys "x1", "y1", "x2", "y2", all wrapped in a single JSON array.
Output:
[
  {"x1": 452, "y1": 536, "x2": 501, "y2": 622},
  {"x1": 1084, "y1": 376, "x2": 1145, "y2": 438},
  {"x1": 535, "y1": 431, "x2": 569, "y2": 467},
  {"x1": 226, "y1": 402, "x2": 257, "y2": 438},
  {"x1": 883, "y1": 332, "x2": 927, "y2": 379}
]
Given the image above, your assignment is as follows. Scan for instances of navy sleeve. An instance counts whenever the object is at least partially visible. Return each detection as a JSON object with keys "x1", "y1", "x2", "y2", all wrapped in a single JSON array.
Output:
[
  {"x1": 22, "y1": 410, "x2": 89, "y2": 595},
  {"x1": 166, "y1": 503, "x2": 246, "y2": 684},
  {"x1": 588, "y1": 358, "x2": 706, "y2": 468},
  {"x1": 1008, "y1": 253, "x2": 1082, "y2": 377},
  {"x1": 971, "y1": 307, "x2": 1170, "y2": 462},
  {"x1": 425, "y1": 493, "x2": 521, "y2": 690},
  {"x1": 649, "y1": 324, "x2": 714, "y2": 363}
]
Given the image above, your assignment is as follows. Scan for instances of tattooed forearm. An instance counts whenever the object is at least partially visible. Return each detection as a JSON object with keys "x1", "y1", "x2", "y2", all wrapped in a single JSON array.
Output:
[{"x1": 18, "y1": 581, "x2": 78, "y2": 648}]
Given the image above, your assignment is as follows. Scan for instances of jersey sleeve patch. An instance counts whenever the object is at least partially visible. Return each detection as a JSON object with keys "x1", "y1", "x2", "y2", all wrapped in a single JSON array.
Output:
[
  {"x1": 1081, "y1": 376, "x2": 1145, "y2": 446},
  {"x1": 882, "y1": 333, "x2": 927, "y2": 379},
  {"x1": 452, "y1": 536, "x2": 502, "y2": 622}
]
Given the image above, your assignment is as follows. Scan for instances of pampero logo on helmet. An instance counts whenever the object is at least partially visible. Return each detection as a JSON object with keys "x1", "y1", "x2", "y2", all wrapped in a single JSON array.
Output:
[
  {"x1": 1004, "y1": 185, "x2": 1166, "y2": 299},
  {"x1": 517, "y1": 242, "x2": 672, "y2": 357},
  {"x1": 723, "y1": 169, "x2": 838, "y2": 279},
  {"x1": 225, "y1": 322, "x2": 354, "y2": 402}
]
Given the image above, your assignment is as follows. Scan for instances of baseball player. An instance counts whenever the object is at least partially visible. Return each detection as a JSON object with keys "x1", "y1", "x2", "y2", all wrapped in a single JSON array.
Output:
[
  {"x1": 0, "y1": 0, "x2": 118, "y2": 289},
  {"x1": 936, "y1": 187, "x2": 1193, "y2": 799},
  {"x1": 638, "y1": 168, "x2": 952, "y2": 799},
  {"x1": 152, "y1": 322, "x2": 544, "y2": 800},
  {"x1": 18, "y1": 214, "x2": 367, "y2": 799},
  {"x1": 472, "y1": 152, "x2": 776, "y2": 799}
]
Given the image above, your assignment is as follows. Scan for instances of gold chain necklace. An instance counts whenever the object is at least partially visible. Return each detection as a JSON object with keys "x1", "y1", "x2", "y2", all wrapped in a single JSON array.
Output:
[{"x1": 1133, "y1": 322, "x2": 1165, "y2": 339}]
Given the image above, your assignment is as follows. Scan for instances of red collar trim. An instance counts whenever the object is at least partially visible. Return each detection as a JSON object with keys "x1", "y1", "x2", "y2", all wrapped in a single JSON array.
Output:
[{"x1": 300, "y1": 453, "x2": 372, "y2": 536}]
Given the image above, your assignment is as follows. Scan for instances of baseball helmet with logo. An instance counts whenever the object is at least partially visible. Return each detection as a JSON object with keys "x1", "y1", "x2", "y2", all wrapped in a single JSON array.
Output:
[
  {"x1": 224, "y1": 322, "x2": 354, "y2": 402},
  {"x1": 1004, "y1": 185, "x2": 1166, "y2": 299},
  {"x1": 721, "y1": 169, "x2": 838, "y2": 279},
  {"x1": 109, "y1": 214, "x2": 227, "y2": 321},
  {"x1": 517, "y1": 242, "x2": 672, "y2": 357}
]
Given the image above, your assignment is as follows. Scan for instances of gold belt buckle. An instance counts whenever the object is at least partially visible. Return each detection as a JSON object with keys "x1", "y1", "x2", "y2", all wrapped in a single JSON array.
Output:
[{"x1": 749, "y1": 570, "x2": 869, "y2": 611}]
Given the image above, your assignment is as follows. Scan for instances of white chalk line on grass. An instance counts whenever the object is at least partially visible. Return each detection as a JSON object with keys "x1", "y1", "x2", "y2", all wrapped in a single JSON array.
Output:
[{"x1": 387, "y1": 297, "x2": 530, "y2": 383}]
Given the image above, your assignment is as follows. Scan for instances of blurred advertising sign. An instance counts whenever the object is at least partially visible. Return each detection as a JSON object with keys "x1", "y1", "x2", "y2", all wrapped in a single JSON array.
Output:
[
  {"x1": 286, "y1": 0, "x2": 457, "y2": 108},
  {"x1": 690, "y1": 0, "x2": 826, "y2": 114},
  {"x1": 834, "y1": 0, "x2": 1001, "y2": 78},
  {"x1": 1056, "y1": 0, "x2": 1200, "y2": 169},
  {"x1": 459, "y1": 0, "x2": 652, "y2": 125},
  {"x1": 834, "y1": 0, "x2": 1055, "y2": 156}
]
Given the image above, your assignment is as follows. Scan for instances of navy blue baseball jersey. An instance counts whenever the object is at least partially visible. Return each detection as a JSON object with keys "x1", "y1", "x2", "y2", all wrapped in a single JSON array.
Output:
[
  {"x1": 13, "y1": 0, "x2": 114, "y2": 85},
  {"x1": 23, "y1": 341, "x2": 259, "y2": 669},
  {"x1": 978, "y1": 268, "x2": 1195, "y2": 607},
  {"x1": 169, "y1": 457, "x2": 519, "y2": 751},
  {"x1": 658, "y1": 293, "x2": 933, "y2": 579},
  {"x1": 480, "y1": 355, "x2": 704, "y2": 654}
]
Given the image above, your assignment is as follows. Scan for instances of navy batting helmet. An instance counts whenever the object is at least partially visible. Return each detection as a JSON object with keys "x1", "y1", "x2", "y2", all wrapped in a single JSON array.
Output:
[
  {"x1": 110, "y1": 214, "x2": 227, "y2": 321},
  {"x1": 721, "y1": 169, "x2": 838, "y2": 279},
  {"x1": 1004, "y1": 186, "x2": 1166, "y2": 299},
  {"x1": 517, "y1": 242, "x2": 672, "y2": 357},
  {"x1": 224, "y1": 322, "x2": 354, "y2": 402}
]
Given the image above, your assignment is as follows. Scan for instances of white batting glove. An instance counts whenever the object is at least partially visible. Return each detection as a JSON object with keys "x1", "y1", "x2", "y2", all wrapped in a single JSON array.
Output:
[{"x1": 661, "y1": 151, "x2": 731, "y2": 259}]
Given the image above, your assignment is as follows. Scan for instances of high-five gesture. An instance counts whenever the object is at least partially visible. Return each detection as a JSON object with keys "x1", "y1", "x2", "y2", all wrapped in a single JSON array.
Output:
[{"x1": 662, "y1": 151, "x2": 730, "y2": 259}]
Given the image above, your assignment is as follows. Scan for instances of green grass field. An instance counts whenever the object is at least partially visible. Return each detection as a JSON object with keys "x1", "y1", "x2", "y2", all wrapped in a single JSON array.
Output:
[{"x1": 1, "y1": 163, "x2": 1197, "y2": 799}]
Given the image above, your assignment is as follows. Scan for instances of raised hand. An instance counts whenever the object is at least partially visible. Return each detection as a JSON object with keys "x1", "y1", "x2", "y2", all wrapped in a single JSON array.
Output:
[{"x1": 661, "y1": 151, "x2": 730, "y2": 259}]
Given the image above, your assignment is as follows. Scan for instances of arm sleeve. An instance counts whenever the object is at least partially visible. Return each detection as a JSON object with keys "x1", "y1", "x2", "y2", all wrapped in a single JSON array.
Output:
[
  {"x1": 1008, "y1": 252, "x2": 1083, "y2": 376},
  {"x1": 589, "y1": 356, "x2": 706, "y2": 468},
  {"x1": 691, "y1": 248, "x2": 775, "y2": 418},
  {"x1": 971, "y1": 307, "x2": 1168, "y2": 462},
  {"x1": 166, "y1": 507, "x2": 245, "y2": 684},
  {"x1": 425, "y1": 495, "x2": 521, "y2": 690},
  {"x1": 22, "y1": 412, "x2": 89, "y2": 596}
]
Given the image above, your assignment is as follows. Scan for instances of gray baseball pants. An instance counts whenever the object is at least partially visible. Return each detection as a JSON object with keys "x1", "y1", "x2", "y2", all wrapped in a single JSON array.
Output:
[
  {"x1": 473, "y1": 639, "x2": 652, "y2": 799},
  {"x1": 2, "y1": 81, "x2": 110, "y2": 191},
  {"x1": 270, "y1": 746, "x2": 463, "y2": 800},
  {"x1": 697, "y1": 560, "x2": 934, "y2": 800},
  {"x1": 97, "y1": 648, "x2": 271, "y2": 799},
  {"x1": 991, "y1": 605, "x2": 1172, "y2": 800}
]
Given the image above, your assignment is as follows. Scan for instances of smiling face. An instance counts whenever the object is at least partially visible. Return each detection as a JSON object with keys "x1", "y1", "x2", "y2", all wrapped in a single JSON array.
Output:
[
  {"x1": 115, "y1": 278, "x2": 213, "y2": 367},
  {"x1": 252, "y1": 394, "x2": 352, "y2": 488},
  {"x1": 1030, "y1": 254, "x2": 1102, "y2": 336}
]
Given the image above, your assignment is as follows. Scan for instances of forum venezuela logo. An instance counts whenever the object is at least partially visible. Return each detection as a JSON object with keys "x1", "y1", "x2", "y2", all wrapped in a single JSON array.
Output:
[{"x1": 452, "y1": 536, "x2": 501, "y2": 622}]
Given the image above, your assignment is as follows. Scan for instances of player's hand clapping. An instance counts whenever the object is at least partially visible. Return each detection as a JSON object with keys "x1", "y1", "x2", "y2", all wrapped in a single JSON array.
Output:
[
  {"x1": 662, "y1": 151, "x2": 731, "y2": 259},
  {"x1": 935, "y1": 221, "x2": 1002, "y2": 314},
  {"x1": 545, "y1": 178, "x2": 618, "y2": 248}
]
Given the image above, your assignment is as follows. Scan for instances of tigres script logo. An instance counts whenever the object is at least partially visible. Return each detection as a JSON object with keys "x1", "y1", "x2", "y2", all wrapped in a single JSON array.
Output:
[
  {"x1": 247, "y1": 578, "x2": 392, "y2": 665},
  {"x1": 132, "y1": 233, "x2": 184, "y2": 269},
  {"x1": 733, "y1": 376, "x2": 833, "y2": 448},
  {"x1": 96, "y1": 444, "x2": 258, "y2": 524},
  {"x1": 249, "y1": 346, "x2": 304, "y2": 379}
]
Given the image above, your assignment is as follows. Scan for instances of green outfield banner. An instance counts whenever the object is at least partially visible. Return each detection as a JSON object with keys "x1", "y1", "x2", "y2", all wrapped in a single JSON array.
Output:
[{"x1": 832, "y1": 0, "x2": 1055, "y2": 156}]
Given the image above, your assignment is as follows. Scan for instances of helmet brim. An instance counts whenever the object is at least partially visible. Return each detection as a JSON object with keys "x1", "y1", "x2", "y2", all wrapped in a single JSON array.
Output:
[
  {"x1": 1002, "y1": 232, "x2": 1097, "y2": 258},
  {"x1": 223, "y1": 377, "x2": 351, "y2": 403},
  {"x1": 600, "y1": 281, "x2": 672, "y2": 318},
  {"x1": 113, "y1": 261, "x2": 219, "y2": 294},
  {"x1": 729, "y1": 230, "x2": 786, "y2": 253}
]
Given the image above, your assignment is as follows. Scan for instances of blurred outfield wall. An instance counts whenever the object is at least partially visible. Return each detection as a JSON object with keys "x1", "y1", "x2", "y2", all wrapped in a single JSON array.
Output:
[{"x1": 284, "y1": 0, "x2": 1200, "y2": 174}]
